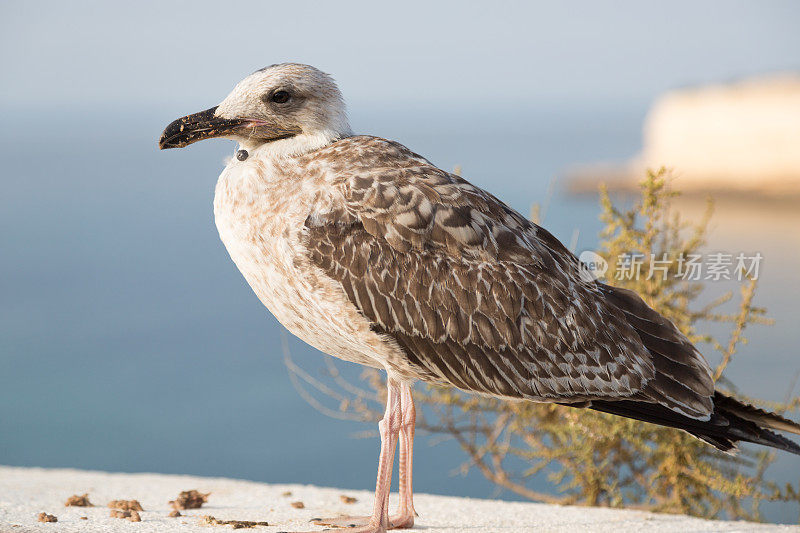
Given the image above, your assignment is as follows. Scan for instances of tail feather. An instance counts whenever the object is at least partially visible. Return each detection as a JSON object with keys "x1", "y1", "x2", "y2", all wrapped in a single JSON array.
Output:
[
  {"x1": 580, "y1": 391, "x2": 800, "y2": 456},
  {"x1": 713, "y1": 393, "x2": 800, "y2": 435},
  {"x1": 595, "y1": 283, "x2": 800, "y2": 455}
]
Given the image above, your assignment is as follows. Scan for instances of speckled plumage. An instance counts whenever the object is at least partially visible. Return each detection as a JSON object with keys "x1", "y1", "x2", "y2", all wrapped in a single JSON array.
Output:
[{"x1": 215, "y1": 134, "x2": 719, "y2": 419}]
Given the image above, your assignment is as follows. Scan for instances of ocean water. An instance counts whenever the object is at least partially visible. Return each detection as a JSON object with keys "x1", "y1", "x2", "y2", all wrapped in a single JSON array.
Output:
[{"x1": 1, "y1": 103, "x2": 798, "y2": 523}]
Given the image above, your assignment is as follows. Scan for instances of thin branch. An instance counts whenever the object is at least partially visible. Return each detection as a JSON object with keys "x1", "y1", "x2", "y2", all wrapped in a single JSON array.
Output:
[
  {"x1": 714, "y1": 278, "x2": 758, "y2": 381},
  {"x1": 282, "y1": 330, "x2": 371, "y2": 421}
]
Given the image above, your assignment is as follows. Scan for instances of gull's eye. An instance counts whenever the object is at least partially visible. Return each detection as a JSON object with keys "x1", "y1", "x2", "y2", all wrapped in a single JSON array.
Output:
[{"x1": 271, "y1": 90, "x2": 291, "y2": 104}]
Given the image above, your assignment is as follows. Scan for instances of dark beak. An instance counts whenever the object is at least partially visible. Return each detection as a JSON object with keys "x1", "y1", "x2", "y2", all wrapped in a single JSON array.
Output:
[
  {"x1": 158, "y1": 106, "x2": 303, "y2": 150},
  {"x1": 158, "y1": 106, "x2": 248, "y2": 149}
]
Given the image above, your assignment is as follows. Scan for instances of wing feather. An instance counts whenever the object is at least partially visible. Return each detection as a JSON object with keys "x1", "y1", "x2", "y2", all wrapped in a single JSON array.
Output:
[{"x1": 302, "y1": 136, "x2": 713, "y2": 412}]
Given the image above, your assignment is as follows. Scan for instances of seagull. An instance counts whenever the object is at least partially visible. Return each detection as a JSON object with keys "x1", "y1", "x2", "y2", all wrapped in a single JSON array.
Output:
[{"x1": 159, "y1": 63, "x2": 800, "y2": 532}]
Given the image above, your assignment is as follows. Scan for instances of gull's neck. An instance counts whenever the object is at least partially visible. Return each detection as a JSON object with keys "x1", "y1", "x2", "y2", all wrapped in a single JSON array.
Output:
[{"x1": 240, "y1": 128, "x2": 353, "y2": 160}]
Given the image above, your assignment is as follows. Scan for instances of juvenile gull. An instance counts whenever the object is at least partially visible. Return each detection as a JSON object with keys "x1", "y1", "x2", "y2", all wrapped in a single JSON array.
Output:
[{"x1": 159, "y1": 63, "x2": 800, "y2": 532}]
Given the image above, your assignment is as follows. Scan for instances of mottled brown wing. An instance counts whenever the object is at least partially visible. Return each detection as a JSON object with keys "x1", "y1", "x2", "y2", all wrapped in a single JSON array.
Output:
[
  {"x1": 302, "y1": 136, "x2": 713, "y2": 414},
  {"x1": 306, "y1": 220, "x2": 651, "y2": 401}
]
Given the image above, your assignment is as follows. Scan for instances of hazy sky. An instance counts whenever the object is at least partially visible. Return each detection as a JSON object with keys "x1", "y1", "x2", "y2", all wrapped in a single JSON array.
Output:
[{"x1": 1, "y1": 1, "x2": 798, "y2": 111}]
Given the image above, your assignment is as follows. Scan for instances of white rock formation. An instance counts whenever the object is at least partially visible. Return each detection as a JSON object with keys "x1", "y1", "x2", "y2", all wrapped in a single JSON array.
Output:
[{"x1": 640, "y1": 75, "x2": 800, "y2": 194}]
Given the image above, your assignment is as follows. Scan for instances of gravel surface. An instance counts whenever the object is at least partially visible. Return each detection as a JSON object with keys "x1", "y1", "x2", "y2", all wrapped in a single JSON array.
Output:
[{"x1": 0, "y1": 465, "x2": 796, "y2": 532}]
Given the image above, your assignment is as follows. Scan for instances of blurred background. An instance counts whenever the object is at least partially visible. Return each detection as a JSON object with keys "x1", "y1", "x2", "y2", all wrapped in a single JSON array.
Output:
[{"x1": 1, "y1": 0, "x2": 799, "y2": 524}]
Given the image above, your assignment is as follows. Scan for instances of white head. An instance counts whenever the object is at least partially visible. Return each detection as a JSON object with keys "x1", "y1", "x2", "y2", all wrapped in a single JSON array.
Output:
[{"x1": 159, "y1": 63, "x2": 352, "y2": 157}]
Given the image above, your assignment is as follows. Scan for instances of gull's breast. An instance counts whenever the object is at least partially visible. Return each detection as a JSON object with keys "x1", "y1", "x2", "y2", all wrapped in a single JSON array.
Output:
[{"x1": 211, "y1": 159, "x2": 394, "y2": 371}]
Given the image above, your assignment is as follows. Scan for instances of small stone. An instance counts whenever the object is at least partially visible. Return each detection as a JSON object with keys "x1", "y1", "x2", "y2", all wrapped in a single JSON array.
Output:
[
  {"x1": 108, "y1": 499, "x2": 143, "y2": 511},
  {"x1": 110, "y1": 509, "x2": 131, "y2": 519},
  {"x1": 290, "y1": 501, "x2": 305, "y2": 509},
  {"x1": 80, "y1": 517, "x2": 88, "y2": 520},
  {"x1": 169, "y1": 510, "x2": 182, "y2": 517},
  {"x1": 340, "y1": 495, "x2": 357, "y2": 504},
  {"x1": 65, "y1": 493, "x2": 93, "y2": 507},
  {"x1": 127, "y1": 510, "x2": 141, "y2": 522},
  {"x1": 281, "y1": 491, "x2": 292, "y2": 497},
  {"x1": 202, "y1": 515, "x2": 269, "y2": 528},
  {"x1": 37, "y1": 512, "x2": 57, "y2": 523},
  {"x1": 170, "y1": 489, "x2": 210, "y2": 510}
]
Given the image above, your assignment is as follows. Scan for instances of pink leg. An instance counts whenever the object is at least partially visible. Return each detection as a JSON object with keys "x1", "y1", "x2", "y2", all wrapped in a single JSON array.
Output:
[
  {"x1": 305, "y1": 380, "x2": 402, "y2": 533},
  {"x1": 391, "y1": 383, "x2": 417, "y2": 528},
  {"x1": 367, "y1": 379, "x2": 401, "y2": 531},
  {"x1": 309, "y1": 381, "x2": 417, "y2": 531}
]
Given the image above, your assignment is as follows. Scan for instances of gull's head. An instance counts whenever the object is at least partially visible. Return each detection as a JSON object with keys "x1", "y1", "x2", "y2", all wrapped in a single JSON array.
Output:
[{"x1": 159, "y1": 63, "x2": 351, "y2": 156}]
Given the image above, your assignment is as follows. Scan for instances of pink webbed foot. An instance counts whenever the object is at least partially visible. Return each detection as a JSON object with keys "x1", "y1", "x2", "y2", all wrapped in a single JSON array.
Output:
[
  {"x1": 279, "y1": 524, "x2": 386, "y2": 533},
  {"x1": 310, "y1": 510, "x2": 414, "y2": 529}
]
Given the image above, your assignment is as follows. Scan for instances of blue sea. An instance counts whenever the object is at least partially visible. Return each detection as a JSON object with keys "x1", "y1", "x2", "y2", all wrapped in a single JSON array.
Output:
[{"x1": 1, "y1": 102, "x2": 798, "y2": 523}]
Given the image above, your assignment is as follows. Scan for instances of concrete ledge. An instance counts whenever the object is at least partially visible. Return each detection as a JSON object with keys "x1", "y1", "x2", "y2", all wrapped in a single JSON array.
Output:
[{"x1": 0, "y1": 466, "x2": 795, "y2": 532}]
